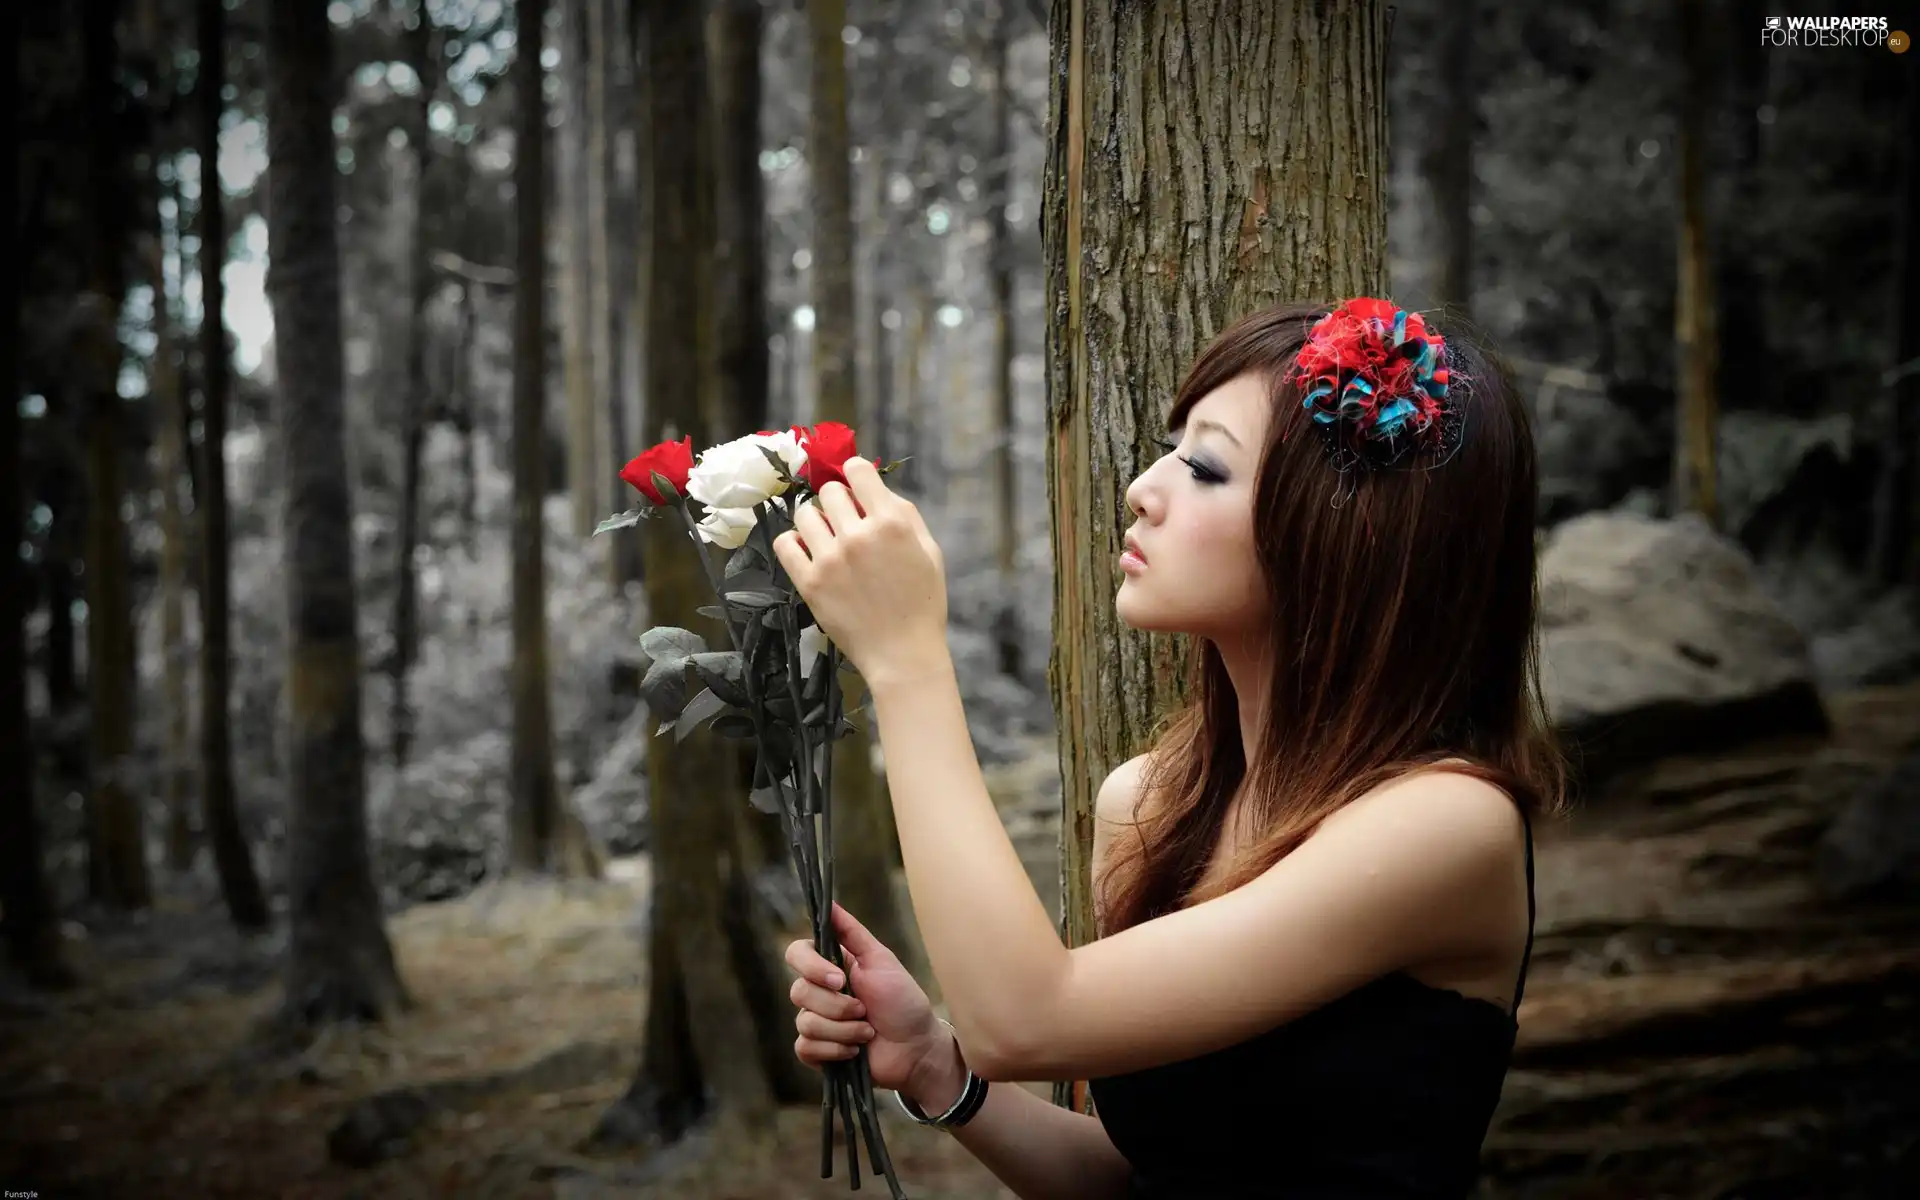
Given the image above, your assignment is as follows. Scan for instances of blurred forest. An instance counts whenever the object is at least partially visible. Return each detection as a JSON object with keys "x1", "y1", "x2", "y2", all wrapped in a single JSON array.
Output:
[{"x1": 4, "y1": 0, "x2": 1919, "y2": 1197}]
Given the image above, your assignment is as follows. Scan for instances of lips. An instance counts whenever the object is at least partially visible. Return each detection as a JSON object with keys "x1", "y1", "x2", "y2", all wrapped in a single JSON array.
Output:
[{"x1": 1123, "y1": 535, "x2": 1147, "y2": 564}]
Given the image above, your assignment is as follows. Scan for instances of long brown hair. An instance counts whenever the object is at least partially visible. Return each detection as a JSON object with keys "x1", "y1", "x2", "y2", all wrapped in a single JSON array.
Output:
[{"x1": 1098, "y1": 301, "x2": 1566, "y2": 935}]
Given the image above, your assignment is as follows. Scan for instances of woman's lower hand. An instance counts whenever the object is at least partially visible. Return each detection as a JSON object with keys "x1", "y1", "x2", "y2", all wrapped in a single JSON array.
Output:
[{"x1": 787, "y1": 902, "x2": 950, "y2": 1095}]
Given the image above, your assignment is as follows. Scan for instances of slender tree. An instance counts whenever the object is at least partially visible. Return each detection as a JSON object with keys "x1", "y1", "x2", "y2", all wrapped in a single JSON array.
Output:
[
  {"x1": 150, "y1": 226, "x2": 196, "y2": 870},
  {"x1": 1672, "y1": 0, "x2": 1719, "y2": 525},
  {"x1": 196, "y1": 0, "x2": 269, "y2": 930},
  {"x1": 597, "y1": 0, "x2": 804, "y2": 1147},
  {"x1": 807, "y1": 0, "x2": 916, "y2": 968},
  {"x1": 80, "y1": 0, "x2": 149, "y2": 911},
  {"x1": 986, "y1": 0, "x2": 1022, "y2": 681},
  {"x1": 1431, "y1": 0, "x2": 1474, "y2": 315},
  {"x1": 264, "y1": 0, "x2": 407, "y2": 1031},
  {"x1": 389, "y1": 0, "x2": 439, "y2": 768},
  {"x1": 559, "y1": 0, "x2": 598, "y2": 540},
  {"x1": 506, "y1": 0, "x2": 599, "y2": 877},
  {"x1": 1043, "y1": 0, "x2": 1390, "y2": 1110},
  {"x1": 2, "y1": 0, "x2": 73, "y2": 981}
]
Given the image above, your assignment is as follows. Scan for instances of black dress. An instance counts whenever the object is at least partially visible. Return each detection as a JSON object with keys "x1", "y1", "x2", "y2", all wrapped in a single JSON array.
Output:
[{"x1": 1087, "y1": 813, "x2": 1535, "y2": 1199}]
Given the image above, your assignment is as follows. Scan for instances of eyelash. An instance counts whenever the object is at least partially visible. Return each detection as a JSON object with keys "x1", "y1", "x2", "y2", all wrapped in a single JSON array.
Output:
[{"x1": 1154, "y1": 435, "x2": 1225, "y2": 484}]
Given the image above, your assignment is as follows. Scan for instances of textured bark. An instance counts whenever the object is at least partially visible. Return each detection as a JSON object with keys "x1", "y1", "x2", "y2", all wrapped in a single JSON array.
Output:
[
  {"x1": 988, "y1": 0, "x2": 1022, "y2": 681},
  {"x1": 2, "y1": 6, "x2": 73, "y2": 977},
  {"x1": 455, "y1": 284, "x2": 480, "y2": 556},
  {"x1": 1042, "y1": 0, "x2": 1389, "y2": 1110},
  {"x1": 389, "y1": 8, "x2": 437, "y2": 769},
  {"x1": 712, "y1": 0, "x2": 769, "y2": 441},
  {"x1": 197, "y1": 0, "x2": 270, "y2": 931},
  {"x1": 265, "y1": 0, "x2": 406, "y2": 1032},
  {"x1": 507, "y1": 0, "x2": 599, "y2": 880},
  {"x1": 1672, "y1": 0, "x2": 1718, "y2": 526},
  {"x1": 81, "y1": 0, "x2": 149, "y2": 911},
  {"x1": 559, "y1": 0, "x2": 597, "y2": 539},
  {"x1": 1432, "y1": 0, "x2": 1474, "y2": 314},
  {"x1": 605, "y1": 0, "x2": 778, "y2": 1142},
  {"x1": 809, "y1": 0, "x2": 915, "y2": 964},
  {"x1": 590, "y1": 0, "x2": 642, "y2": 587}
]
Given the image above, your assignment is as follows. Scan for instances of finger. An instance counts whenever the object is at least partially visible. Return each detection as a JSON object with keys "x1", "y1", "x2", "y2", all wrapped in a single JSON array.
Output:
[
  {"x1": 831, "y1": 902, "x2": 889, "y2": 961},
  {"x1": 771, "y1": 530, "x2": 813, "y2": 581},
  {"x1": 842, "y1": 456, "x2": 893, "y2": 513},
  {"x1": 796, "y1": 1034, "x2": 861, "y2": 1065},
  {"x1": 790, "y1": 975, "x2": 866, "y2": 1020},
  {"x1": 785, "y1": 938, "x2": 847, "y2": 989},
  {"x1": 797, "y1": 1010, "x2": 876, "y2": 1045},
  {"x1": 815, "y1": 480, "x2": 864, "y2": 533},
  {"x1": 791, "y1": 497, "x2": 834, "y2": 550}
]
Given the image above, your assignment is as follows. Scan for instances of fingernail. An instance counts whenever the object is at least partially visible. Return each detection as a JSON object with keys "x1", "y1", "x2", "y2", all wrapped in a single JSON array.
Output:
[
  {"x1": 859, "y1": 1025, "x2": 875, "y2": 1040},
  {"x1": 826, "y1": 970, "x2": 844, "y2": 988}
]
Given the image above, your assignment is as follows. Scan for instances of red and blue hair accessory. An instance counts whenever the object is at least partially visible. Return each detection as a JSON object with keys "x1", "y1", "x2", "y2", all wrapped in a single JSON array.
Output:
[{"x1": 1291, "y1": 298, "x2": 1461, "y2": 468}]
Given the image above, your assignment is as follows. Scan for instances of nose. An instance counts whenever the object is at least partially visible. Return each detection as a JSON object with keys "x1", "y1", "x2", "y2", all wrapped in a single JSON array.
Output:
[{"x1": 1124, "y1": 465, "x2": 1162, "y2": 524}]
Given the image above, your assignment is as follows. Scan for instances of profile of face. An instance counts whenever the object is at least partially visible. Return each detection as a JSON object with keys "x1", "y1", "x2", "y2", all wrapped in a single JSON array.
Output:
[{"x1": 1116, "y1": 372, "x2": 1272, "y2": 640}]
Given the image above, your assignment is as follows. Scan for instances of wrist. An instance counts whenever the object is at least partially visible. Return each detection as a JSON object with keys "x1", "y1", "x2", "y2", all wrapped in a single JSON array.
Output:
[
  {"x1": 864, "y1": 639, "x2": 956, "y2": 701},
  {"x1": 901, "y1": 1022, "x2": 967, "y2": 1113}
]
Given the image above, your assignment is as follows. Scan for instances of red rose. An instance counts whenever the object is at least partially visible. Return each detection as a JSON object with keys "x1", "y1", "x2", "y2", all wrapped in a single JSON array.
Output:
[
  {"x1": 619, "y1": 436, "x2": 695, "y2": 505},
  {"x1": 797, "y1": 421, "x2": 859, "y2": 490}
]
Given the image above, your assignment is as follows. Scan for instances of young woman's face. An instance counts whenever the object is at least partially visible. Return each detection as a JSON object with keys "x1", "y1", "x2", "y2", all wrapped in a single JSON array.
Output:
[{"x1": 1116, "y1": 373, "x2": 1272, "y2": 638}]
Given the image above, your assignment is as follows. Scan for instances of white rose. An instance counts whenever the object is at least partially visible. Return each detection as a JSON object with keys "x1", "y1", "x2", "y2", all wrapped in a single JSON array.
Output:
[
  {"x1": 798, "y1": 623, "x2": 830, "y2": 672},
  {"x1": 695, "y1": 505, "x2": 758, "y2": 549},
  {"x1": 687, "y1": 433, "x2": 801, "y2": 509}
]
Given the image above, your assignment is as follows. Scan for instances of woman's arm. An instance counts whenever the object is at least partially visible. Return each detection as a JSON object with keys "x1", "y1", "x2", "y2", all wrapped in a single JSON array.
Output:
[{"x1": 898, "y1": 1033, "x2": 1133, "y2": 1200}]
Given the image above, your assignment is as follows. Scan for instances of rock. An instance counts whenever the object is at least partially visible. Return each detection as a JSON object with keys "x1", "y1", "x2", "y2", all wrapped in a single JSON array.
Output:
[
  {"x1": 1809, "y1": 589, "x2": 1920, "y2": 689},
  {"x1": 1528, "y1": 372, "x2": 1669, "y2": 527},
  {"x1": 1816, "y1": 752, "x2": 1920, "y2": 901},
  {"x1": 1539, "y1": 512, "x2": 1829, "y2": 782}
]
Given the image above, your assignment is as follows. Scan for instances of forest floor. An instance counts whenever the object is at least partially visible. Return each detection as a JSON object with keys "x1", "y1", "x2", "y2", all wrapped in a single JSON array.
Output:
[{"x1": 2, "y1": 683, "x2": 1917, "y2": 1199}]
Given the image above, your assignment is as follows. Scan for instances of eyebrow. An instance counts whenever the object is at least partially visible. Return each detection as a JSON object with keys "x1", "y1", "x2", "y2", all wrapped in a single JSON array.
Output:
[{"x1": 1182, "y1": 418, "x2": 1242, "y2": 448}]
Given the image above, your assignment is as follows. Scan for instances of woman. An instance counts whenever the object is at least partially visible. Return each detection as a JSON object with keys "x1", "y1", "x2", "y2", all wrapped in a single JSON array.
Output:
[{"x1": 772, "y1": 299, "x2": 1564, "y2": 1199}]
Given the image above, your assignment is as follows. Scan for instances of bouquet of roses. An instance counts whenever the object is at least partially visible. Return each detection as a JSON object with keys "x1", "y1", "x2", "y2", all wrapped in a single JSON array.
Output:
[{"x1": 598, "y1": 421, "x2": 909, "y2": 1197}]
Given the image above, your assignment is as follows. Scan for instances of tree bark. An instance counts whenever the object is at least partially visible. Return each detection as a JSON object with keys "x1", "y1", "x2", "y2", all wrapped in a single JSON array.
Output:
[
  {"x1": 1042, "y1": 0, "x2": 1389, "y2": 1110},
  {"x1": 150, "y1": 225, "x2": 196, "y2": 872},
  {"x1": 197, "y1": 0, "x2": 270, "y2": 932},
  {"x1": 714, "y1": 0, "x2": 768, "y2": 442},
  {"x1": 264, "y1": 0, "x2": 407, "y2": 1033},
  {"x1": 390, "y1": 5, "x2": 438, "y2": 769},
  {"x1": 598, "y1": 0, "x2": 784, "y2": 1145},
  {"x1": 1432, "y1": 0, "x2": 1474, "y2": 315},
  {"x1": 81, "y1": 0, "x2": 150, "y2": 912},
  {"x1": 507, "y1": 0, "x2": 600, "y2": 879},
  {"x1": 2, "y1": 0, "x2": 73, "y2": 979},
  {"x1": 809, "y1": 0, "x2": 916, "y2": 968},
  {"x1": 1672, "y1": 0, "x2": 1719, "y2": 526},
  {"x1": 1717, "y1": 0, "x2": 1770, "y2": 414},
  {"x1": 987, "y1": 0, "x2": 1022, "y2": 682},
  {"x1": 559, "y1": 0, "x2": 595, "y2": 538}
]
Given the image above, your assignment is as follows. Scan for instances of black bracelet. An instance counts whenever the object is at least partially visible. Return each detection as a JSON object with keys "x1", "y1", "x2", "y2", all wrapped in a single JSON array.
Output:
[{"x1": 893, "y1": 1019, "x2": 990, "y2": 1129}]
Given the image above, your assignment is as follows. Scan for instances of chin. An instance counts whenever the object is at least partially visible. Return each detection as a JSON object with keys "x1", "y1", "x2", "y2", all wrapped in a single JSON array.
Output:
[{"x1": 1114, "y1": 587, "x2": 1178, "y2": 633}]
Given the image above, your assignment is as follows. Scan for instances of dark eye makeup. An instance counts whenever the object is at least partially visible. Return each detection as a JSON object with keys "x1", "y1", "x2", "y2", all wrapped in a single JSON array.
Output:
[{"x1": 1155, "y1": 432, "x2": 1227, "y2": 484}]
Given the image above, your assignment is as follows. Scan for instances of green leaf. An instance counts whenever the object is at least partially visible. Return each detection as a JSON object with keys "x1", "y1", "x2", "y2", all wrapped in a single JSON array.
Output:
[
  {"x1": 696, "y1": 604, "x2": 731, "y2": 622},
  {"x1": 689, "y1": 651, "x2": 750, "y2": 707},
  {"x1": 639, "y1": 626, "x2": 708, "y2": 662},
  {"x1": 594, "y1": 509, "x2": 651, "y2": 536},
  {"x1": 649, "y1": 471, "x2": 682, "y2": 504},
  {"x1": 671, "y1": 687, "x2": 730, "y2": 742},
  {"x1": 721, "y1": 566, "x2": 775, "y2": 593},
  {"x1": 725, "y1": 540, "x2": 767, "y2": 577}
]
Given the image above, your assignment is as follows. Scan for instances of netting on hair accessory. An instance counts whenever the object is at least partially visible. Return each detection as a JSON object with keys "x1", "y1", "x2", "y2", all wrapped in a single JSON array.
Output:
[{"x1": 1291, "y1": 298, "x2": 1467, "y2": 476}]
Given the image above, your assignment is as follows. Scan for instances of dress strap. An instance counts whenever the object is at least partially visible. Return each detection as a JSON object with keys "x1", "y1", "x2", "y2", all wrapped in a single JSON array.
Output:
[{"x1": 1510, "y1": 809, "x2": 1536, "y2": 1016}]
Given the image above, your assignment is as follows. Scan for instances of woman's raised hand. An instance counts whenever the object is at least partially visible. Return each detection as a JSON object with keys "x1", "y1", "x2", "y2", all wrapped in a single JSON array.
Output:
[{"x1": 787, "y1": 902, "x2": 950, "y2": 1094}]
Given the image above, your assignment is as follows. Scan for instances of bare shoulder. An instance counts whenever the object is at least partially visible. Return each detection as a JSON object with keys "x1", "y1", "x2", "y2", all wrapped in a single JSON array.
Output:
[
  {"x1": 1094, "y1": 752, "x2": 1155, "y2": 827},
  {"x1": 1319, "y1": 766, "x2": 1526, "y2": 863}
]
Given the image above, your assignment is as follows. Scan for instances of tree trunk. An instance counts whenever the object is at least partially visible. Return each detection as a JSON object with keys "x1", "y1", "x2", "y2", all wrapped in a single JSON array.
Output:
[
  {"x1": 81, "y1": 0, "x2": 149, "y2": 912},
  {"x1": 1041, "y1": 0, "x2": 1389, "y2": 1110},
  {"x1": 714, "y1": 0, "x2": 768, "y2": 441},
  {"x1": 507, "y1": 0, "x2": 600, "y2": 880},
  {"x1": 1876, "y1": 57, "x2": 1920, "y2": 588},
  {"x1": 150, "y1": 223, "x2": 196, "y2": 871},
  {"x1": 1431, "y1": 0, "x2": 1473, "y2": 315},
  {"x1": 597, "y1": 0, "x2": 786, "y2": 1146},
  {"x1": 264, "y1": 0, "x2": 407, "y2": 1033},
  {"x1": 390, "y1": 7, "x2": 438, "y2": 769},
  {"x1": 559, "y1": 0, "x2": 597, "y2": 540},
  {"x1": 197, "y1": 0, "x2": 270, "y2": 932},
  {"x1": 456, "y1": 283, "x2": 480, "y2": 556},
  {"x1": 808, "y1": 0, "x2": 915, "y2": 966},
  {"x1": 1672, "y1": 0, "x2": 1718, "y2": 526},
  {"x1": 2, "y1": 0, "x2": 74, "y2": 977},
  {"x1": 1716, "y1": 0, "x2": 1770, "y2": 414},
  {"x1": 987, "y1": 0, "x2": 1022, "y2": 682},
  {"x1": 589, "y1": 0, "x2": 642, "y2": 587}
]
